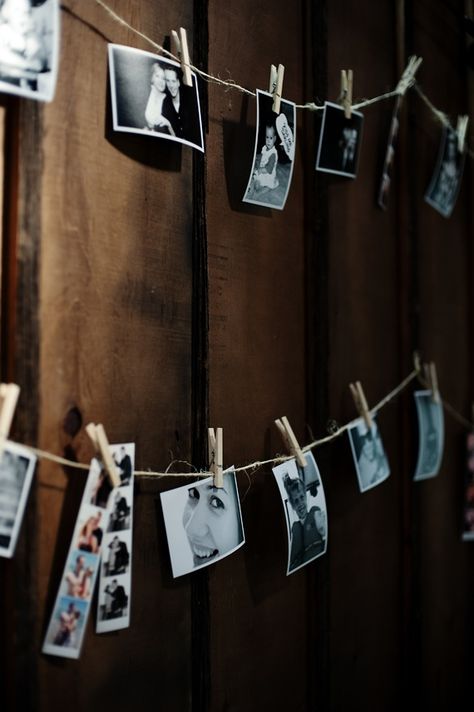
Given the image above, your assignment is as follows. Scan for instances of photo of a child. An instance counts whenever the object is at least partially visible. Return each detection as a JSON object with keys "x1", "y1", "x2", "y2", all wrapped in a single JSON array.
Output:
[{"x1": 243, "y1": 89, "x2": 296, "y2": 210}]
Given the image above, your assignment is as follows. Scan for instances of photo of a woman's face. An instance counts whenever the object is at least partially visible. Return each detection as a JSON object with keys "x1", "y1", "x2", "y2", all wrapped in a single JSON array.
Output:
[
  {"x1": 183, "y1": 480, "x2": 241, "y2": 566},
  {"x1": 160, "y1": 470, "x2": 245, "y2": 578},
  {"x1": 151, "y1": 65, "x2": 166, "y2": 93}
]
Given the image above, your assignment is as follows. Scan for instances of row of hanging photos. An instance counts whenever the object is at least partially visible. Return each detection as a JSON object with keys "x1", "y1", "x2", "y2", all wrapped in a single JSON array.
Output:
[{"x1": 0, "y1": 359, "x2": 452, "y2": 660}]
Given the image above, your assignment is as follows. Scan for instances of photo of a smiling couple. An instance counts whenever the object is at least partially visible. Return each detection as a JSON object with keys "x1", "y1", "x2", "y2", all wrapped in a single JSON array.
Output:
[{"x1": 160, "y1": 469, "x2": 245, "y2": 578}]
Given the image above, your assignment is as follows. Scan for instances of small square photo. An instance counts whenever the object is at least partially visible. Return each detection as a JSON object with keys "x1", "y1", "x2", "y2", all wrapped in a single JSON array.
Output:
[
  {"x1": 160, "y1": 470, "x2": 245, "y2": 578},
  {"x1": 243, "y1": 89, "x2": 296, "y2": 210},
  {"x1": 0, "y1": 442, "x2": 37, "y2": 558},
  {"x1": 425, "y1": 127, "x2": 465, "y2": 218},
  {"x1": 0, "y1": 0, "x2": 60, "y2": 102},
  {"x1": 272, "y1": 453, "x2": 328, "y2": 575},
  {"x1": 315, "y1": 101, "x2": 364, "y2": 178},
  {"x1": 413, "y1": 390, "x2": 444, "y2": 481},
  {"x1": 108, "y1": 44, "x2": 204, "y2": 152},
  {"x1": 347, "y1": 417, "x2": 390, "y2": 493}
]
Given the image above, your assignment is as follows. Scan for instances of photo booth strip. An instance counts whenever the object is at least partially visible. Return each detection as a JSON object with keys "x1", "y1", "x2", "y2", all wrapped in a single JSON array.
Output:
[
  {"x1": 96, "y1": 443, "x2": 135, "y2": 633},
  {"x1": 0, "y1": 441, "x2": 37, "y2": 558},
  {"x1": 42, "y1": 457, "x2": 114, "y2": 659},
  {"x1": 272, "y1": 453, "x2": 328, "y2": 576}
]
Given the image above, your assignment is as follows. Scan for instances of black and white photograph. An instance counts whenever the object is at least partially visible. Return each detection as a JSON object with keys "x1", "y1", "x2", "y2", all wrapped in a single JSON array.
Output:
[
  {"x1": 107, "y1": 488, "x2": 131, "y2": 532},
  {"x1": 462, "y1": 432, "x2": 474, "y2": 541},
  {"x1": 315, "y1": 101, "x2": 364, "y2": 178},
  {"x1": 43, "y1": 460, "x2": 113, "y2": 659},
  {"x1": 413, "y1": 390, "x2": 444, "y2": 481},
  {"x1": 98, "y1": 575, "x2": 129, "y2": 629},
  {"x1": 108, "y1": 43, "x2": 204, "y2": 152},
  {"x1": 160, "y1": 469, "x2": 245, "y2": 578},
  {"x1": 348, "y1": 417, "x2": 390, "y2": 493},
  {"x1": 273, "y1": 453, "x2": 328, "y2": 576},
  {"x1": 43, "y1": 596, "x2": 88, "y2": 657},
  {"x1": 96, "y1": 442, "x2": 135, "y2": 634},
  {"x1": 378, "y1": 96, "x2": 401, "y2": 209},
  {"x1": 242, "y1": 89, "x2": 296, "y2": 210},
  {"x1": 0, "y1": 441, "x2": 37, "y2": 558},
  {"x1": 425, "y1": 127, "x2": 465, "y2": 218},
  {"x1": 0, "y1": 0, "x2": 59, "y2": 102}
]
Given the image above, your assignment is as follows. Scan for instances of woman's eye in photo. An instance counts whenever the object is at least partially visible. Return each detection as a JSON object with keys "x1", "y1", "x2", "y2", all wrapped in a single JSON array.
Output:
[
  {"x1": 209, "y1": 495, "x2": 225, "y2": 510},
  {"x1": 188, "y1": 487, "x2": 200, "y2": 501}
]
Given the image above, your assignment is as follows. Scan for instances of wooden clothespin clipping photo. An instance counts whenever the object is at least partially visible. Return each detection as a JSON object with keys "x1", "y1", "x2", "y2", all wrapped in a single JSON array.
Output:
[
  {"x1": 340, "y1": 69, "x2": 353, "y2": 119},
  {"x1": 208, "y1": 427, "x2": 224, "y2": 488},
  {"x1": 274, "y1": 416, "x2": 307, "y2": 468},
  {"x1": 456, "y1": 114, "x2": 469, "y2": 154},
  {"x1": 172, "y1": 26, "x2": 193, "y2": 87},
  {"x1": 425, "y1": 362, "x2": 440, "y2": 403},
  {"x1": 349, "y1": 380, "x2": 373, "y2": 430},
  {"x1": 271, "y1": 63, "x2": 285, "y2": 114},
  {"x1": 0, "y1": 383, "x2": 20, "y2": 458},
  {"x1": 86, "y1": 423, "x2": 121, "y2": 488}
]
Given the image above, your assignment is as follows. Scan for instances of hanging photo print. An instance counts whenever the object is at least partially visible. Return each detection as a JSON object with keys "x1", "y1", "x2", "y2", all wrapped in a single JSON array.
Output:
[
  {"x1": 242, "y1": 89, "x2": 296, "y2": 210},
  {"x1": 273, "y1": 452, "x2": 328, "y2": 575},
  {"x1": 413, "y1": 390, "x2": 444, "y2": 481},
  {"x1": 378, "y1": 96, "x2": 401, "y2": 209},
  {"x1": 347, "y1": 417, "x2": 390, "y2": 493},
  {"x1": 43, "y1": 457, "x2": 115, "y2": 658},
  {"x1": 0, "y1": 0, "x2": 60, "y2": 102},
  {"x1": 315, "y1": 101, "x2": 364, "y2": 178},
  {"x1": 0, "y1": 442, "x2": 37, "y2": 558},
  {"x1": 108, "y1": 44, "x2": 204, "y2": 153},
  {"x1": 425, "y1": 127, "x2": 465, "y2": 218},
  {"x1": 160, "y1": 469, "x2": 245, "y2": 578},
  {"x1": 96, "y1": 443, "x2": 135, "y2": 633},
  {"x1": 462, "y1": 432, "x2": 474, "y2": 541}
]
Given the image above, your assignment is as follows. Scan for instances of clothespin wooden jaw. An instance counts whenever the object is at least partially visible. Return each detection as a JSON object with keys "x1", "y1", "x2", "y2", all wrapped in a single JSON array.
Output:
[
  {"x1": 171, "y1": 27, "x2": 193, "y2": 87},
  {"x1": 271, "y1": 64, "x2": 285, "y2": 114},
  {"x1": 413, "y1": 351, "x2": 422, "y2": 375},
  {"x1": 274, "y1": 416, "x2": 307, "y2": 468},
  {"x1": 208, "y1": 427, "x2": 223, "y2": 488},
  {"x1": 340, "y1": 69, "x2": 353, "y2": 119},
  {"x1": 349, "y1": 381, "x2": 373, "y2": 431},
  {"x1": 86, "y1": 423, "x2": 121, "y2": 488},
  {"x1": 425, "y1": 362, "x2": 440, "y2": 403},
  {"x1": 0, "y1": 383, "x2": 20, "y2": 459},
  {"x1": 456, "y1": 115, "x2": 469, "y2": 154}
]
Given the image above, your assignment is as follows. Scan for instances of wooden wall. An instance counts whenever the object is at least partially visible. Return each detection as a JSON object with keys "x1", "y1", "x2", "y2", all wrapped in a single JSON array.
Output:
[{"x1": 1, "y1": 1, "x2": 473, "y2": 711}]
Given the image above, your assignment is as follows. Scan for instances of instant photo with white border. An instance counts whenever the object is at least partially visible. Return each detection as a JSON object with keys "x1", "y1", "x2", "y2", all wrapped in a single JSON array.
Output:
[
  {"x1": 425, "y1": 126, "x2": 465, "y2": 218},
  {"x1": 413, "y1": 390, "x2": 444, "y2": 481},
  {"x1": 242, "y1": 89, "x2": 296, "y2": 210},
  {"x1": 160, "y1": 468, "x2": 245, "y2": 578},
  {"x1": 0, "y1": 441, "x2": 37, "y2": 558},
  {"x1": 96, "y1": 442, "x2": 135, "y2": 634},
  {"x1": 273, "y1": 452, "x2": 328, "y2": 576},
  {"x1": 0, "y1": 0, "x2": 60, "y2": 102},
  {"x1": 108, "y1": 44, "x2": 204, "y2": 152},
  {"x1": 43, "y1": 458, "x2": 113, "y2": 659},
  {"x1": 315, "y1": 101, "x2": 364, "y2": 178},
  {"x1": 347, "y1": 417, "x2": 390, "y2": 493}
]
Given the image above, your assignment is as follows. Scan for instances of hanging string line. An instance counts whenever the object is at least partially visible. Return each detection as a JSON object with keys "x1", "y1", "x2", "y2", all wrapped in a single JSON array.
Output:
[
  {"x1": 11, "y1": 363, "x2": 472, "y2": 481},
  {"x1": 91, "y1": 0, "x2": 470, "y2": 148}
]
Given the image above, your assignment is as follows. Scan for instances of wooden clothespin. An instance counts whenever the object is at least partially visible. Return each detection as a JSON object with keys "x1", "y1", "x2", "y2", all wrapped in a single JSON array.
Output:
[
  {"x1": 425, "y1": 362, "x2": 440, "y2": 403},
  {"x1": 269, "y1": 64, "x2": 278, "y2": 94},
  {"x1": 171, "y1": 27, "x2": 193, "y2": 87},
  {"x1": 0, "y1": 383, "x2": 20, "y2": 459},
  {"x1": 208, "y1": 427, "x2": 223, "y2": 488},
  {"x1": 395, "y1": 55, "x2": 423, "y2": 97},
  {"x1": 274, "y1": 416, "x2": 307, "y2": 468},
  {"x1": 456, "y1": 114, "x2": 469, "y2": 154},
  {"x1": 349, "y1": 380, "x2": 373, "y2": 431},
  {"x1": 340, "y1": 69, "x2": 353, "y2": 119},
  {"x1": 413, "y1": 350, "x2": 422, "y2": 375},
  {"x1": 86, "y1": 423, "x2": 121, "y2": 488},
  {"x1": 271, "y1": 64, "x2": 285, "y2": 114}
]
